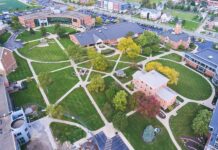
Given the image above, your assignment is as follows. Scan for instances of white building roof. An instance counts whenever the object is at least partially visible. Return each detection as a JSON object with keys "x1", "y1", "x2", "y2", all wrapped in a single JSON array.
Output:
[
  {"x1": 156, "y1": 86, "x2": 177, "y2": 102},
  {"x1": 132, "y1": 70, "x2": 169, "y2": 89}
]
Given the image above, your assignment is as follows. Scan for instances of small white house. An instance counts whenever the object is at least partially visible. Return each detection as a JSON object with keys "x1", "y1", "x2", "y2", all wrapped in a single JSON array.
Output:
[
  {"x1": 160, "y1": 13, "x2": 172, "y2": 23},
  {"x1": 140, "y1": 8, "x2": 161, "y2": 21}
]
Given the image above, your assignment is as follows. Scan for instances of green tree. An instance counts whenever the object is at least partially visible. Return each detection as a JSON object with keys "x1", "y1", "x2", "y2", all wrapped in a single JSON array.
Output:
[
  {"x1": 88, "y1": 75, "x2": 105, "y2": 92},
  {"x1": 192, "y1": 109, "x2": 212, "y2": 136},
  {"x1": 88, "y1": 48, "x2": 109, "y2": 71},
  {"x1": 40, "y1": 26, "x2": 47, "y2": 36},
  {"x1": 57, "y1": 27, "x2": 66, "y2": 38},
  {"x1": 29, "y1": 28, "x2": 35, "y2": 34},
  {"x1": 137, "y1": 31, "x2": 160, "y2": 48},
  {"x1": 54, "y1": 23, "x2": 61, "y2": 31},
  {"x1": 102, "y1": 102, "x2": 113, "y2": 120},
  {"x1": 112, "y1": 112, "x2": 128, "y2": 130},
  {"x1": 38, "y1": 72, "x2": 53, "y2": 93},
  {"x1": 11, "y1": 16, "x2": 22, "y2": 31},
  {"x1": 95, "y1": 16, "x2": 103, "y2": 26},
  {"x1": 46, "y1": 104, "x2": 64, "y2": 119},
  {"x1": 66, "y1": 45, "x2": 86, "y2": 61},
  {"x1": 113, "y1": 90, "x2": 128, "y2": 111},
  {"x1": 117, "y1": 37, "x2": 141, "y2": 59}
]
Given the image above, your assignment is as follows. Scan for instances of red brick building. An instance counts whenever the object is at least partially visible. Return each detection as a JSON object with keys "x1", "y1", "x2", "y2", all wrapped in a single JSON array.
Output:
[
  {"x1": 0, "y1": 47, "x2": 17, "y2": 76},
  {"x1": 18, "y1": 11, "x2": 95, "y2": 28}
]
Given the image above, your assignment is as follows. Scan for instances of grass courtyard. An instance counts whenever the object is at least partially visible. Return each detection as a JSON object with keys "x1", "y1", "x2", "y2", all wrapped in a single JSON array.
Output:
[
  {"x1": 0, "y1": 31, "x2": 11, "y2": 45},
  {"x1": 50, "y1": 122, "x2": 86, "y2": 143},
  {"x1": 8, "y1": 53, "x2": 32, "y2": 82},
  {"x1": 45, "y1": 26, "x2": 77, "y2": 34},
  {"x1": 161, "y1": 53, "x2": 182, "y2": 62},
  {"x1": 58, "y1": 87, "x2": 104, "y2": 130},
  {"x1": 154, "y1": 59, "x2": 212, "y2": 100},
  {"x1": 122, "y1": 113, "x2": 176, "y2": 150},
  {"x1": 43, "y1": 68, "x2": 79, "y2": 104},
  {"x1": 0, "y1": 0, "x2": 29, "y2": 12},
  {"x1": 10, "y1": 80, "x2": 45, "y2": 108},
  {"x1": 18, "y1": 40, "x2": 68, "y2": 62},
  {"x1": 169, "y1": 103, "x2": 208, "y2": 149},
  {"x1": 17, "y1": 31, "x2": 42, "y2": 42}
]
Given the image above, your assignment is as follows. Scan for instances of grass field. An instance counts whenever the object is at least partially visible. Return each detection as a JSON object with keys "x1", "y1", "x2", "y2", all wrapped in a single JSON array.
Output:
[
  {"x1": 17, "y1": 30, "x2": 42, "y2": 42},
  {"x1": 164, "y1": 9, "x2": 200, "y2": 31},
  {"x1": 10, "y1": 80, "x2": 45, "y2": 108},
  {"x1": 50, "y1": 122, "x2": 86, "y2": 143},
  {"x1": 161, "y1": 53, "x2": 182, "y2": 62},
  {"x1": 115, "y1": 62, "x2": 130, "y2": 70},
  {"x1": 59, "y1": 88, "x2": 104, "y2": 130},
  {"x1": 32, "y1": 62, "x2": 70, "y2": 74},
  {"x1": 8, "y1": 53, "x2": 32, "y2": 82},
  {"x1": 154, "y1": 60, "x2": 212, "y2": 100},
  {"x1": 0, "y1": 31, "x2": 11, "y2": 44},
  {"x1": 122, "y1": 113, "x2": 176, "y2": 150},
  {"x1": 116, "y1": 67, "x2": 138, "y2": 83},
  {"x1": 169, "y1": 103, "x2": 208, "y2": 149},
  {"x1": 59, "y1": 37, "x2": 74, "y2": 49},
  {"x1": 44, "y1": 68, "x2": 79, "y2": 104},
  {"x1": 18, "y1": 40, "x2": 68, "y2": 61},
  {"x1": 45, "y1": 26, "x2": 77, "y2": 34},
  {"x1": 121, "y1": 54, "x2": 145, "y2": 63},
  {"x1": 0, "y1": 0, "x2": 29, "y2": 12}
]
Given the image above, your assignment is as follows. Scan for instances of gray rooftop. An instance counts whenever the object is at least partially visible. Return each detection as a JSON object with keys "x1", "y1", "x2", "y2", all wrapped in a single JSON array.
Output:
[
  {"x1": 73, "y1": 22, "x2": 144, "y2": 46},
  {"x1": 209, "y1": 101, "x2": 218, "y2": 147},
  {"x1": 132, "y1": 70, "x2": 169, "y2": 89},
  {"x1": 159, "y1": 29, "x2": 190, "y2": 42},
  {"x1": 156, "y1": 86, "x2": 177, "y2": 102},
  {"x1": 0, "y1": 47, "x2": 12, "y2": 59},
  {"x1": 185, "y1": 50, "x2": 218, "y2": 69}
]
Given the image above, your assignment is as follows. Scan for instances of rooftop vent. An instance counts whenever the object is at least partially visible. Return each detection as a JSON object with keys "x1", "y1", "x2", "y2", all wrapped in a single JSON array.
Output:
[
  {"x1": 99, "y1": 30, "x2": 102, "y2": 33},
  {"x1": 208, "y1": 55, "x2": 213, "y2": 59}
]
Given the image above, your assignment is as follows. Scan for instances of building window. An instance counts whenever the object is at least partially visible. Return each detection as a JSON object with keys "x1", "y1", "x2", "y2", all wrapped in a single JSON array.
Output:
[
  {"x1": 17, "y1": 132, "x2": 22, "y2": 136},
  {"x1": 25, "y1": 128, "x2": 28, "y2": 132}
]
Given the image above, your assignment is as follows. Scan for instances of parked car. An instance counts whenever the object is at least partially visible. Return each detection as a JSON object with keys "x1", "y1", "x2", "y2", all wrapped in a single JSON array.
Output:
[
  {"x1": 7, "y1": 81, "x2": 27, "y2": 93},
  {"x1": 158, "y1": 111, "x2": 166, "y2": 119}
]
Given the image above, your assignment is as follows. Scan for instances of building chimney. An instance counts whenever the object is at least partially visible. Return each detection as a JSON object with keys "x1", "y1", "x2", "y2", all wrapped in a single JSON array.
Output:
[{"x1": 174, "y1": 22, "x2": 182, "y2": 34}]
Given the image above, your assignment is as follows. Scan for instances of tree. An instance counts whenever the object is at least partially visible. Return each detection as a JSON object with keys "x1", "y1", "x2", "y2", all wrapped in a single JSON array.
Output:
[
  {"x1": 54, "y1": 23, "x2": 61, "y2": 31},
  {"x1": 40, "y1": 26, "x2": 47, "y2": 36},
  {"x1": 67, "y1": 6, "x2": 74, "y2": 11},
  {"x1": 29, "y1": 28, "x2": 35, "y2": 34},
  {"x1": 66, "y1": 45, "x2": 86, "y2": 61},
  {"x1": 57, "y1": 27, "x2": 66, "y2": 38},
  {"x1": 38, "y1": 72, "x2": 53, "y2": 92},
  {"x1": 88, "y1": 75, "x2": 105, "y2": 92},
  {"x1": 137, "y1": 31, "x2": 160, "y2": 48},
  {"x1": 112, "y1": 112, "x2": 128, "y2": 130},
  {"x1": 11, "y1": 16, "x2": 22, "y2": 31},
  {"x1": 95, "y1": 16, "x2": 103, "y2": 26},
  {"x1": 46, "y1": 104, "x2": 64, "y2": 119},
  {"x1": 136, "y1": 95, "x2": 161, "y2": 118},
  {"x1": 192, "y1": 109, "x2": 212, "y2": 136},
  {"x1": 117, "y1": 37, "x2": 141, "y2": 59},
  {"x1": 126, "y1": 31, "x2": 134, "y2": 37},
  {"x1": 128, "y1": 95, "x2": 137, "y2": 110},
  {"x1": 88, "y1": 48, "x2": 109, "y2": 71},
  {"x1": 102, "y1": 102, "x2": 113, "y2": 120},
  {"x1": 113, "y1": 90, "x2": 128, "y2": 111}
]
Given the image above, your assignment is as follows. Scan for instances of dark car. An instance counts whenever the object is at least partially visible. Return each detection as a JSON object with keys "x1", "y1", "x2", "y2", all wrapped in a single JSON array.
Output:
[{"x1": 158, "y1": 111, "x2": 166, "y2": 119}]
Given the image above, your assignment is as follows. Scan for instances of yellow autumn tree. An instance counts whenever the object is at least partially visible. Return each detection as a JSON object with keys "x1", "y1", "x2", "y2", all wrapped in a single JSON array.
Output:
[
  {"x1": 145, "y1": 61, "x2": 179, "y2": 85},
  {"x1": 117, "y1": 37, "x2": 141, "y2": 59}
]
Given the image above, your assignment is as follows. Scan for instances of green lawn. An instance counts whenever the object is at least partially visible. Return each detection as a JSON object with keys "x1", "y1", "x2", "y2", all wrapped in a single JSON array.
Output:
[
  {"x1": 10, "y1": 80, "x2": 45, "y2": 108},
  {"x1": 50, "y1": 122, "x2": 86, "y2": 143},
  {"x1": 8, "y1": 53, "x2": 32, "y2": 82},
  {"x1": 18, "y1": 40, "x2": 68, "y2": 61},
  {"x1": 161, "y1": 53, "x2": 182, "y2": 62},
  {"x1": 121, "y1": 54, "x2": 145, "y2": 63},
  {"x1": 0, "y1": 31, "x2": 11, "y2": 44},
  {"x1": 115, "y1": 62, "x2": 130, "y2": 70},
  {"x1": 169, "y1": 103, "x2": 207, "y2": 149},
  {"x1": 59, "y1": 88, "x2": 104, "y2": 130},
  {"x1": 107, "y1": 54, "x2": 120, "y2": 61},
  {"x1": 154, "y1": 60, "x2": 212, "y2": 100},
  {"x1": 0, "y1": 0, "x2": 29, "y2": 12},
  {"x1": 44, "y1": 68, "x2": 79, "y2": 104},
  {"x1": 58, "y1": 37, "x2": 74, "y2": 49},
  {"x1": 17, "y1": 31, "x2": 42, "y2": 42},
  {"x1": 116, "y1": 67, "x2": 138, "y2": 83},
  {"x1": 88, "y1": 71, "x2": 105, "y2": 81},
  {"x1": 32, "y1": 62, "x2": 70, "y2": 74},
  {"x1": 122, "y1": 113, "x2": 176, "y2": 150},
  {"x1": 45, "y1": 26, "x2": 77, "y2": 34}
]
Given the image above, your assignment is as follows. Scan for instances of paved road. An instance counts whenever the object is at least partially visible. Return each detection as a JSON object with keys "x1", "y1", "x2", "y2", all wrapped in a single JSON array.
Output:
[{"x1": 3, "y1": 30, "x2": 23, "y2": 50}]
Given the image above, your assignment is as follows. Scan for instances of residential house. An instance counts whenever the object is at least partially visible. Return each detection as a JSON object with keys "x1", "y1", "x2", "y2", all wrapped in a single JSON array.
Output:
[
  {"x1": 140, "y1": 8, "x2": 162, "y2": 21},
  {"x1": 132, "y1": 70, "x2": 177, "y2": 110},
  {"x1": 159, "y1": 23, "x2": 191, "y2": 49},
  {"x1": 0, "y1": 47, "x2": 17, "y2": 76},
  {"x1": 205, "y1": 101, "x2": 218, "y2": 150},
  {"x1": 160, "y1": 13, "x2": 172, "y2": 23},
  {"x1": 18, "y1": 10, "x2": 95, "y2": 28},
  {"x1": 206, "y1": 17, "x2": 218, "y2": 30},
  {"x1": 70, "y1": 22, "x2": 144, "y2": 46},
  {"x1": 184, "y1": 49, "x2": 218, "y2": 86}
]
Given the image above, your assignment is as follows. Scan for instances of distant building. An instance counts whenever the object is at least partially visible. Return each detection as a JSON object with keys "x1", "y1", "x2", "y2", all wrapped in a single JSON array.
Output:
[
  {"x1": 160, "y1": 13, "x2": 172, "y2": 23},
  {"x1": 0, "y1": 47, "x2": 17, "y2": 76},
  {"x1": 0, "y1": 20, "x2": 7, "y2": 35},
  {"x1": 0, "y1": 76, "x2": 30, "y2": 150},
  {"x1": 206, "y1": 17, "x2": 218, "y2": 30},
  {"x1": 70, "y1": 22, "x2": 144, "y2": 46},
  {"x1": 96, "y1": 0, "x2": 130, "y2": 13},
  {"x1": 184, "y1": 49, "x2": 218, "y2": 86},
  {"x1": 140, "y1": 8, "x2": 161, "y2": 21},
  {"x1": 159, "y1": 23, "x2": 191, "y2": 49},
  {"x1": 132, "y1": 70, "x2": 177, "y2": 110},
  {"x1": 195, "y1": 0, "x2": 218, "y2": 8},
  {"x1": 205, "y1": 101, "x2": 218, "y2": 150},
  {"x1": 18, "y1": 10, "x2": 95, "y2": 28}
]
